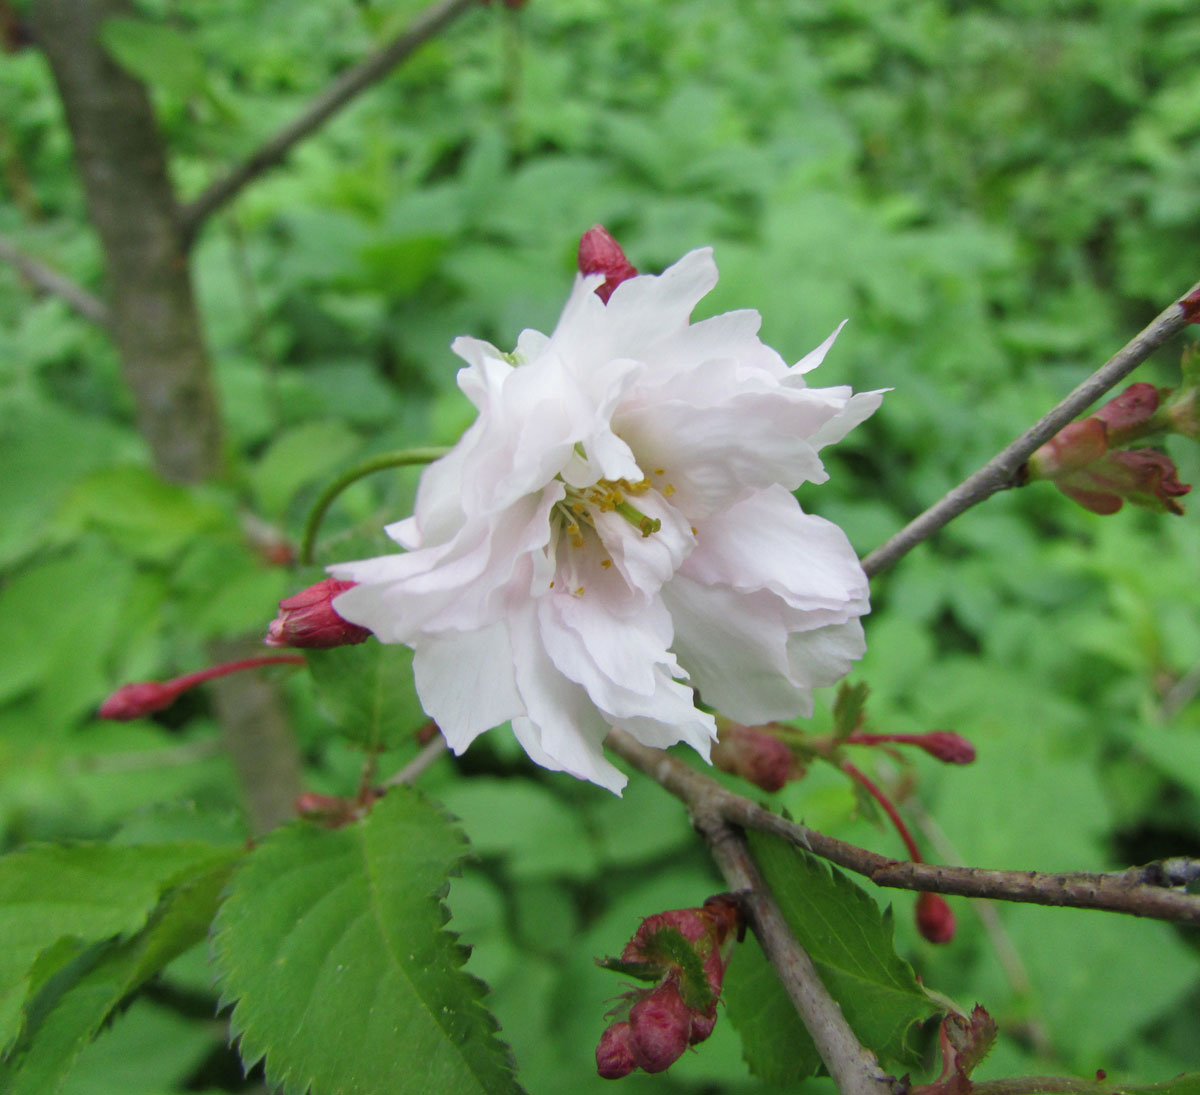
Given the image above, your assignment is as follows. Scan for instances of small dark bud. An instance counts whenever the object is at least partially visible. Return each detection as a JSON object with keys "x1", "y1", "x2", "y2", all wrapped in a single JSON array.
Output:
[
  {"x1": 711, "y1": 724, "x2": 793, "y2": 791},
  {"x1": 596, "y1": 1022, "x2": 636, "y2": 1079},
  {"x1": 628, "y1": 981, "x2": 692, "y2": 1073},
  {"x1": 916, "y1": 892, "x2": 956, "y2": 944},
  {"x1": 578, "y1": 225, "x2": 639, "y2": 303},
  {"x1": 98, "y1": 680, "x2": 181, "y2": 720}
]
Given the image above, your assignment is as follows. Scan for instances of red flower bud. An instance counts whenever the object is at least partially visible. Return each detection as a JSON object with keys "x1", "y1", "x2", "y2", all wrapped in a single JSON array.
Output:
[
  {"x1": 847, "y1": 730, "x2": 975, "y2": 765},
  {"x1": 711, "y1": 724, "x2": 793, "y2": 791},
  {"x1": 98, "y1": 655, "x2": 305, "y2": 721},
  {"x1": 98, "y1": 680, "x2": 182, "y2": 720},
  {"x1": 910, "y1": 730, "x2": 976, "y2": 765},
  {"x1": 596, "y1": 1022, "x2": 636, "y2": 1080},
  {"x1": 578, "y1": 225, "x2": 638, "y2": 304},
  {"x1": 627, "y1": 980, "x2": 692, "y2": 1073},
  {"x1": 265, "y1": 578, "x2": 371, "y2": 649},
  {"x1": 916, "y1": 892, "x2": 956, "y2": 944}
]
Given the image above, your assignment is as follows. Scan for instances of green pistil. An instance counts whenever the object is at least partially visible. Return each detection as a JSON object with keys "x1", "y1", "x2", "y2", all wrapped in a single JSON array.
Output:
[{"x1": 614, "y1": 500, "x2": 661, "y2": 538}]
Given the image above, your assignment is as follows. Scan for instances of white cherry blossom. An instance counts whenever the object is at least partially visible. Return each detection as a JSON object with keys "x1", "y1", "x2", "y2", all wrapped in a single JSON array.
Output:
[{"x1": 330, "y1": 246, "x2": 882, "y2": 792}]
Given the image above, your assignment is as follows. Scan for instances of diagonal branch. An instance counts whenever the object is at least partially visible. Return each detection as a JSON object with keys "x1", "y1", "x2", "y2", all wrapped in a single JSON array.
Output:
[
  {"x1": 0, "y1": 231, "x2": 109, "y2": 325},
  {"x1": 861, "y1": 280, "x2": 1200, "y2": 579},
  {"x1": 605, "y1": 730, "x2": 1200, "y2": 925},
  {"x1": 178, "y1": 0, "x2": 479, "y2": 243},
  {"x1": 695, "y1": 808, "x2": 897, "y2": 1095}
]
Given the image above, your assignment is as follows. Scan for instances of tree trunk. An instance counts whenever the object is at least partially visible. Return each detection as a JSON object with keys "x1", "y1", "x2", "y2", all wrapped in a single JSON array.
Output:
[
  {"x1": 33, "y1": 0, "x2": 303, "y2": 833},
  {"x1": 32, "y1": 0, "x2": 221, "y2": 485}
]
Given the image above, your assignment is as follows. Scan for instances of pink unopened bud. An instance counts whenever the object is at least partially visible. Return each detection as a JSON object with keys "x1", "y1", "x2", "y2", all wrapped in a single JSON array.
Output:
[
  {"x1": 98, "y1": 680, "x2": 183, "y2": 720},
  {"x1": 596, "y1": 1021, "x2": 636, "y2": 1080},
  {"x1": 916, "y1": 892, "x2": 956, "y2": 944},
  {"x1": 578, "y1": 225, "x2": 638, "y2": 304},
  {"x1": 711, "y1": 724, "x2": 793, "y2": 792},
  {"x1": 847, "y1": 730, "x2": 975, "y2": 765},
  {"x1": 628, "y1": 980, "x2": 692, "y2": 1074},
  {"x1": 98, "y1": 655, "x2": 305, "y2": 721},
  {"x1": 265, "y1": 578, "x2": 371, "y2": 649}
]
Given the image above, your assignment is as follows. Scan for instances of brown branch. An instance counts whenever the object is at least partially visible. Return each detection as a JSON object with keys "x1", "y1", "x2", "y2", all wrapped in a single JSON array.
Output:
[
  {"x1": 861, "y1": 280, "x2": 1200, "y2": 579},
  {"x1": 604, "y1": 731, "x2": 1200, "y2": 925},
  {"x1": 0, "y1": 231, "x2": 109, "y2": 325},
  {"x1": 696, "y1": 808, "x2": 897, "y2": 1095},
  {"x1": 178, "y1": 0, "x2": 479, "y2": 242}
]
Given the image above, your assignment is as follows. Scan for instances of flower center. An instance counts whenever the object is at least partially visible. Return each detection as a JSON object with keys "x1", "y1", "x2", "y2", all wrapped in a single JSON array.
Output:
[{"x1": 554, "y1": 476, "x2": 661, "y2": 548}]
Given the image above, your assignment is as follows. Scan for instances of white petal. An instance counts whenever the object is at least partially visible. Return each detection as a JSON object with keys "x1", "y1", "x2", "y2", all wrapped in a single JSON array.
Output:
[
  {"x1": 507, "y1": 603, "x2": 629, "y2": 792},
  {"x1": 663, "y1": 576, "x2": 810, "y2": 723},
  {"x1": 681, "y1": 485, "x2": 869, "y2": 615},
  {"x1": 412, "y1": 624, "x2": 524, "y2": 752},
  {"x1": 790, "y1": 320, "x2": 846, "y2": 376}
]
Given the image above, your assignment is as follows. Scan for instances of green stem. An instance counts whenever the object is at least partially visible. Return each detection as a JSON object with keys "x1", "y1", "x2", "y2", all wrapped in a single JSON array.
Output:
[{"x1": 299, "y1": 447, "x2": 449, "y2": 564}]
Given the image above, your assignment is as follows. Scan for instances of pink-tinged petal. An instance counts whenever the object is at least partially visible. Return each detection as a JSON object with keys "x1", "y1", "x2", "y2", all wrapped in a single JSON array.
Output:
[
  {"x1": 784, "y1": 618, "x2": 867, "y2": 691},
  {"x1": 682, "y1": 486, "x2": 869, "y2": 615},
  {"x1": 538, "y1": 574, "x2": 678, "y2": 698},
  {"x1": 412, "y1": 624, "x2": 523, "y2": 752},
  {"x1": 662, "y1": 578, "x2": 809, "y2": 723}
]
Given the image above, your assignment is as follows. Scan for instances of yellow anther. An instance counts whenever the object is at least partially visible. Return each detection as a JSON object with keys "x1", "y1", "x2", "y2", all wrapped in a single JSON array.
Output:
[
  {"x1": 663, "y1": 483, "x2": 676, "y2": 498},
  {"x1": 601, "y1": 559, "x2": 612, "y2": 570},
  {"x1": 573, "y1": 586, "x2": 585, "y2": 597},
  {"x1": 654, "y1": 468, "x2": 665, "y2": 476}
]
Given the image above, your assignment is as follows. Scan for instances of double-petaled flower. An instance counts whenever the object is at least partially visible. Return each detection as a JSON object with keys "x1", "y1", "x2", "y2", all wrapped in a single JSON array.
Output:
[{"x1": 329, "y1": 234, "x2": 882, "y2": 792}]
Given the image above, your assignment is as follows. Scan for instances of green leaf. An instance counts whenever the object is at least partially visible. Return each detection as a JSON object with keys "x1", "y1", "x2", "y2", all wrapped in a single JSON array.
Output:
[
  {"x1": 724, "y1": 933, "x2": 822, "y2": 1083},
  {"x1": 248, "y1": 421, "x2": 362, "y2": 517},
  {"x1": 212, "y1": 786, "x2": 524, "y2": 1095},
  {"x1": 53, "y1": 465, "x2": 228, "y2": 562},
  {"x1": 437, "y1": 777, "x2": 600, "y2": 881},
  {"x1": 724, "y1": 832, "x2": 939, "y2": 1080},
  {"x1": 98, "y1": 18, "x2": 208, "y2": 99},
  {"x1": 0, "y1": 855, "x2": 236, "y2": 1095},
  {"x1": 306, "y1": 643, "x2": 425, "y2": 750},
  {"x1": 0, "y1": 842, "x2": 239, "y2": 1057}
]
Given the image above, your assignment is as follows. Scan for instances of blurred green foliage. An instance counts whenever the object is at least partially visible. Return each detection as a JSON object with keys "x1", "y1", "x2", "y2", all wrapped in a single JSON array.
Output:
[{"x1": 2, "y1": 0, "x2": 1200, "y2": 1090}]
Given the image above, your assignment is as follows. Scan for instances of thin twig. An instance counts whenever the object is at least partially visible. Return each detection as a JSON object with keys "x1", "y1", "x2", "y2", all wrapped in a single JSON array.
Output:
[
  {"x1": 696, "y1": 807, "x2": 896, "y2": 1095},
  {"x1": 178, "y1": 0, "x2": 479, "y2": 241},
  {"x1": 0, "y1": 231, "x2": 109, "y2": 325},
  {"x1": 604, "y1": 731, "x2": 1200, "y2": 924},
  {"x1": 381, "y1": 734, "x2": 447, "y2": 788},
  {"x1": 861, "y1": 281, "x2": 1200, "y2": 579}
]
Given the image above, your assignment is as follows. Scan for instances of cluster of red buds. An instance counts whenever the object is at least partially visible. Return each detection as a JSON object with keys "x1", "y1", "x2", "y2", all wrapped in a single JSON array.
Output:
[
  {"x1": 595, "y1": 895, "x2": 743, "y2": 1079},
  {"x1": 1023, "y1": 380, "x2": 1196, "y2": 515},
  {"x1": 578, "y1": 224, "x2": 639, "y2": 303}
]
